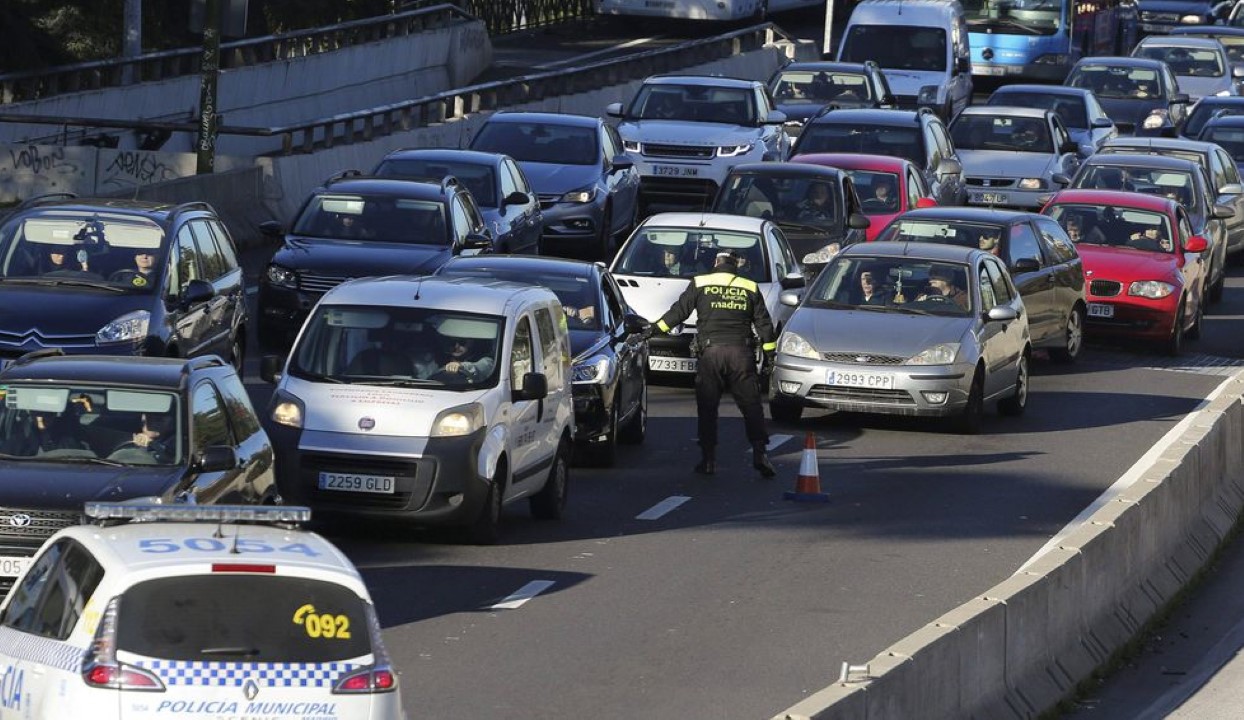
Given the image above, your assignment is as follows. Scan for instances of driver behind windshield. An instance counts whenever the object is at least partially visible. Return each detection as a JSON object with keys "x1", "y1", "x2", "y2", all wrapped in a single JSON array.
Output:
[{"x1": 414, "y1": 327, "x2": 495, "y2": 382}]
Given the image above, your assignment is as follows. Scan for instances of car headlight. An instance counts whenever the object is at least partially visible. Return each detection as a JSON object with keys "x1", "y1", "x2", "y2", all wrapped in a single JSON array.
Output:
[
  {"x1": 778, "y1": 331, "x2": 820, "y2": 360},
  {"x1": 623, "y1": 140, "x2": 641, "y2": 153},
  {"x1": 918, "y1": 85, "x2": 940, "y2": 105},
  {"x1": 1128, "y1": 280, "x2": 1175, "y2": 299},
  {"x1": 802, "y1": 243, "x2": 841, "y2": 266},
  {"x1": 1180, "y1": 13, "x2": 1202, "y2": 22},
  {"x1": 1018, "y1": 178, "x2": 1044, "y2": 190},
  {"x1": 96, "y1": 310, "x2": 150, "y2": 344},
  {"x1": 572, "y1": 354, "x2": 614, "y2": 384},
  {"x1": 718, "y1": 144, "x2": 754, "y2": 157},
  {"x1": 906, "y1": 343, "x2": 960, "y2": 365},
  {"x1": 266, "y1": 264, "x2": 298, "y2": 288},
  {"x1": 1142, "y1": 110, "x2": 1169, "y2": 130},
  {"x1": 560, "y1": 186, "x2": 597, "y2": 204},
  {"x1": 270, "y1": 391, "x2": 304, "y2": 429},
  {"x1": 430, "y1": 403, "x2": 485, "y2": 437},
  {"x1": 1218, "y1": 90, "x2": 1234, "y2": 97}
]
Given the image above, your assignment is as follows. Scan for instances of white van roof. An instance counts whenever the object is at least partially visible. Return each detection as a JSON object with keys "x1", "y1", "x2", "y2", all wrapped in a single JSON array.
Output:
[
  {"x1": 322, "y1": 275, "x2": 558, "y2": 316},
  {"x1": 847, "y1": 0, "x2": 964, "y2": 23}
]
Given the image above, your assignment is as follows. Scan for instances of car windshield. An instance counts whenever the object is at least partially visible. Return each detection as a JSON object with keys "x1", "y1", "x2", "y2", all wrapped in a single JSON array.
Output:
[
  {"x1": 1184, "y1": 99, "x2": 1244, "y2": 137},
  {"x1": 876, "y1": 220, "x2": 1006, "y2": 257},
  {"x1": 847, "y1": 170, "x2": 902, "y2": 215},
  {"x1": 961, "y1": 0, "x2": 1062, "y2": 36},
  {"x1": 715, "y1": 173, "x2": 841, "y2": 230},
  {"x1": 1135, "y1": 45, "x2": 1224, "y2": 78},
  {"x1": 373, "y1": 158, "x2": 498, "y2": 207},
  {"x1": 614, "y1": 227, "x2": 769, "y2": 282},
  {"x1": 1046, "y1": 204, "x2": 1176, "y2": 254},
  {"x1": 951, "y1": 114, "x2": 1053, "y2": 153},
  {"x1": 1211, "y1": 35, "x2": 1244, "y2": 63},
  {"x1": 291, "y1": 194, "x2": 448, "y2": 244},
  {"x1": 796, "y1": 124, "x2": 923, "y2": 165},
  {"x1": 771, "y1": 70, "x2": 874, "y2": 106},
  {"x1": 436, "y1": 268, "x2": 601, "y2": 331},
  {"x1": 472, "y1": 122, "x2": 599, "y2": 165},
  {"x1": 988, "y1": 91, "x2": 1088, "y2": 129},
  {"x1": 0, "y1": 211, "x2": 167, "y2": 291},
  {"x1": 117, "y1": 575, "x2": 372, "y2": 662},
  {"x1": 1072, "y1": 166, "x2": 1202, "y2": 214},
  {"x1": 840, "y1": 25, "x2": 946, "y2": 71},
  {"x1": 1199, "y1": 127, "x2": 1244, "y2": 163},
  {"x1": 290, "y1": 305, "x2": 504, "y2": 389},
  {"x1": 806, "y1": 256, "x2": 974, "y2": 315},
  {"x1": 627, "y1": 84, "x2": 758, "y2": 125},
  {"x1": 0, "y1": 385, "x2": 182, "y2": 466},
  {"x1": 1066, "y1": 66, "x2": 1165, "y2": 101},
  {"x1": 1098, "y1": 146, "x2": 1204, "y2": 167}
]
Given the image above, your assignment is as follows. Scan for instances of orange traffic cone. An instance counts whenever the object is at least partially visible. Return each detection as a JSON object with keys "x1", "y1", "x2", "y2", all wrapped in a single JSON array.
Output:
[{"x1": 784, "y1": 432, "x2": 830, "y2": 503}]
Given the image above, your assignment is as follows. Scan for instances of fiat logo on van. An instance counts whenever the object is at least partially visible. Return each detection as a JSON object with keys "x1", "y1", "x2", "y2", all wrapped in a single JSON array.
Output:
[{"x1": 358, "y1": 417, "x2": 376, "y2": 431}]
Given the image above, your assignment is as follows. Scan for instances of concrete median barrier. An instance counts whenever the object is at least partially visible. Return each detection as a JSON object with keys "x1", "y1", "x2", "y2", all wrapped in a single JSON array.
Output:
[{"x1": 774, "y1": 373, "x2": 1244, "y2": 720}]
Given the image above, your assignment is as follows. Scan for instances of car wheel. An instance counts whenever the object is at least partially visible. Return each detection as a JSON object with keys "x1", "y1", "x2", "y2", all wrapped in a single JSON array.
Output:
[
  {"x1": 583, "y1": 401, "x2": 619, "y2": 467},
  {"x1": 230, "y1": 335, "x2": 245, "y2": 375},
  {"x1": 618, "y1": 382, "x2": 647, "y2": 445},
  {"x1": 530, "y1": 439, "x2": 570, "y2": 520},
  {"x1": 595, "y1": 205, "x2": 614, "y2": 260},
  {"x1": 998, "y1": 352, "x2": 1028, "y2": 417},
  {"x1": 467, "y1": 461, "x2": 506, "y2": 545},
  {"x1": 1188, "y1": 295, "x2": 1204, "y2": 341},
  {"x1": 1166, "y1": 304, "x2": 1185, "y2": 357},
  {"x1": 770, "y1": 398, "x2": 803, "y2": 423},
  {"x1": 1049, "y1": 305, "x2": 1084, "y2": 364},
  {"x1": 952, "y1": 369, "x2": 984, "y2": 435}
]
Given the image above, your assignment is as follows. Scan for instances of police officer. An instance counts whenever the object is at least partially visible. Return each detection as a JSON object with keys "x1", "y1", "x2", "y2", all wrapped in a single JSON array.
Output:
[{"x1": 647, "y1": 250, "x2": 777, "y2": 477}]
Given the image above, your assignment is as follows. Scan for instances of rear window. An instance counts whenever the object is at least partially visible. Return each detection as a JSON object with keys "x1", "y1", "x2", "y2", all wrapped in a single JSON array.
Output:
[
  {"x1": 117, "y1": 575, "x2": 372, "y2": 662},
  {"x1": 796, "y1": 124, "x2": 923, "y2": 165}
]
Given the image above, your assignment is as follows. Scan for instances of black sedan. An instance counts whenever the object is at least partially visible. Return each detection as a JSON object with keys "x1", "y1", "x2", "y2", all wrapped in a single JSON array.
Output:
[
  {"x1": 1065, "y1": 57, "x2": 1190, "y2": 136},
  {"x1": 767, "y1": 61, "x2": 897, "y2": 133},
  {"x1": 435, "y1": 255, "x2": 648, "y2": 466}
]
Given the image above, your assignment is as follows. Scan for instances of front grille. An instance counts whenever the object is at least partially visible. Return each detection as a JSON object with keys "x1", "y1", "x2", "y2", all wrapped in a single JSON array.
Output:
[
  {"x1": 639, "y1": 177, "x2": 719, "y2": 201},
  {"x1": 808, "y1": 385, "x2": 916, "y2": 405},
  {"x1": 0, "y1": 329, "x2": 97, "y2": 350},
  {"x1": 1115, "y1": 122, "x2": 1135, "y2": 135},
  {"x1": 0, "y1": 508, "x2": 80, "y2": 542},
  {"x1": 642, "y1": 143, "x2": 714, "y2": 159},
  {"x1": 1090, "y1": 280, "x2": 1122, "y2": 297},
  {"x1": 821, "y1": 352, "x2": 907, "y2": 365},
  {"x1": 966, "y1": 177, "x2": 1017, "y2": 188},
  {"x1": 299, "y1": 272, "x2": 352, "y2": 295},
  {"x1": 302, "y1": 452, "x2": 429, "y2": 510}
]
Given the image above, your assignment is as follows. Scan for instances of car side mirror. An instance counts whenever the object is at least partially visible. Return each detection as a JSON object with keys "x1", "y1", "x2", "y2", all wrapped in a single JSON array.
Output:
[
  {"x1": 986, "y1": 305, "x2": 1018, "y2": 322},
  {"x1": 611, "y1": 157, "x2": 635, "y2": 172},
  {"x1": 1219, "y1": 183, "x2": 1243, "y2": 195},
  {"x1": 183, "y1": 278, "x2": 215, "y2": 306},
  {"x1": 605, "y1": 102, "x2": 624, "y2": 118},
  {"x1": 260, "y1": 355, "x2": 284, "y2": 385},
  {"x1": 1051, "y1": 172, "x2": 1071, "y2": 187},
  {"x1": 502, "y1": 191, "x2": 530, "y2": 207},
  {"x1": 1185, "y1": 234, "x2": 1210, "y2": 253},
  {"x1": 765, "y1": 110, "x2": 788, "y2": 125},
  {"x1": 847, "y1": 212, "x2": 871, "y2": 230},
  {"x1": 779, "y1": 290, "x2": 802, "y2": 308},
  {"x1": 779, "y1": 272, "x2": 806, "y2": 290},
  {"x1": 937, "y1": 158, "x2": 962, "y2": 176},
  {"x1": 1012, "y1": 257, "x2": 1041, "y2": 274},
  {"x1": 194, "y1": 446, "x2": 238, "y2": 473},
  {"x1": 915, "y1": 197, "x2": 938, "y2": 209},
  {"x1": 459, "y1": 232, "x2": 493, "y2": 255},
  {"x1": 259, "y1": 220, "x2": 284, "y2": 238},
  {"x1": 1213, "y1": 203, "x2": 1236, "y2": 219},
  {"x1": 1060, "y1": 140, "x2": 1079, "y2": 155},
  {"x1": 1091, "y1": 117, "x2": 1114, "y2": 129},
  {"x1": 623, "y1": 313, "x2": 649, "y2": 334},
  {"x1": 513, "y1": 372, "x2": 548, "y2": 402},
  {"x1": 1171, "y1": 93, "x2": 1191, "y2": 105}
]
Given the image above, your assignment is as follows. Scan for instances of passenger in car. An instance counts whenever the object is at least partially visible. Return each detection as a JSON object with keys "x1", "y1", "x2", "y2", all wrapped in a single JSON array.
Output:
[
  {"x1": 858, "y1": 270, "x2": 892, "y2": 306},
  {"x1": 415, "y1": 330, "x2": 495, "y2": 382}
]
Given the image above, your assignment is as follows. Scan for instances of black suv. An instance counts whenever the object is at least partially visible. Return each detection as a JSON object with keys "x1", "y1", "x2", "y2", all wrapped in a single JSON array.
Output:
[
  {"x1": 0, "y1": 350, "x2": 277, "y2": 597},
  {"x1": 257, "y1": 172, "x2": 493, "y2": 349},
  {"x1": 791, "y1": 108, "x2": 967, "y2": 207},
  {"x1": 0, "y1": 195, "x2": 247, "y2": 372}
]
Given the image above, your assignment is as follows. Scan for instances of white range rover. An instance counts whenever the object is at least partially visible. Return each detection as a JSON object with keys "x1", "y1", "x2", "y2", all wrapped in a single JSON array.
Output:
[{"x1": 606, "y1": 75, "x2": 791, "y2": 212}]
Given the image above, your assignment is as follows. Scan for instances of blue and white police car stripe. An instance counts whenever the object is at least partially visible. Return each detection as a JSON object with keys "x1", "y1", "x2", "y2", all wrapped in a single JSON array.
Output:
[
  {"x1": 0, "y1": 627, "x2": 83, "y2": 672},
  {"x1": 138, "y1": 660, "x2": 359, "y2": 688}
]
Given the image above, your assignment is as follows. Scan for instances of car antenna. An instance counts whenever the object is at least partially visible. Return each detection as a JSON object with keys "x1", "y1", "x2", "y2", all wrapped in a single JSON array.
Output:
[{"x1": 413, "y1": 276, "x2": 424, "y2": 301}]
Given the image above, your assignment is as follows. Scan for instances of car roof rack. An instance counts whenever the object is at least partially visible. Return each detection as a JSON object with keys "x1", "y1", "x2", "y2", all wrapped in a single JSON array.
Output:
[
  {"x1": 15, "y1": 193, "x2": 78, "y2": 211},
  {"x1": 185, "y1": 356, "x2": 227, "y2": 374},
  {"x1": 168, "y1": 201, "x2": 215, "y2": 224},
  {"x1": 7, "y1": 347, "x2": 65, "y2": 368},
  {"x1": 325, "y1": 169, "x2": 366, "y2": 185},
  {"x1": 84, "y1": 502, "x2": 312, "y2": 528}
]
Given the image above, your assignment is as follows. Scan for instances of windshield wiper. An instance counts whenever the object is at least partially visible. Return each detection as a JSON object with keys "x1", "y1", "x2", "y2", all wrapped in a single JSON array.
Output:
[
  {"x1": 293, "y1": 369, "x2": 346, "y2": 384},
  {"x1": 0, "y1": 277, "x2": 127, "y2": 292},
  {"x1": 852, "y1": 304, "x2": 905, "y2": 313},
  {"x1": 358, "y1": 378, "x2": 440, "y2": 388},
  {"x1": 53, "y1": 456, "x2": 126, "y2": 467},
  {"x1": 200, "y1": 647, "x2": 260, "y2": 658},
  {"x1": 777, "y1": 221, "x2": 833, "y2": 234}
]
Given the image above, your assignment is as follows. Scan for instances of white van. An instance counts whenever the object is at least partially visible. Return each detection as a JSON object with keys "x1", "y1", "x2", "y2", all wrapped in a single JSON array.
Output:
[
  {"x1": 260, "y1": 276, "x2": 574, "y2": 544},
  {"x1": 837, "y1": 0, "x2": 973, "y2": 122}
]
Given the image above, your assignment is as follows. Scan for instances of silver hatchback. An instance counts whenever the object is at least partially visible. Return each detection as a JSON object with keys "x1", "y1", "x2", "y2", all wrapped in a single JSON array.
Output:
[{"x1": 770, "y1": 242, "x2": 1032, "y2": 433}]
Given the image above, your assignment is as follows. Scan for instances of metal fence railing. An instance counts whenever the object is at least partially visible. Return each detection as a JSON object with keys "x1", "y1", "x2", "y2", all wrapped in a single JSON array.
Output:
[{"x1": 446, "y1": 0, "x2": 596, "y2": 35}]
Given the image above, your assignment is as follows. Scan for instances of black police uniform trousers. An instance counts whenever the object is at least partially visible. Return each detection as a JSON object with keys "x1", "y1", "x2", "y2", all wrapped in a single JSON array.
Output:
[{"x1": 696, "y1": 343, "x2": 767, "y2": 450}]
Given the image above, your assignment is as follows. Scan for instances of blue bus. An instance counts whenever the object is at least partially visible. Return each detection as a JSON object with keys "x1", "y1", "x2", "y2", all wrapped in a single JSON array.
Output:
[{"x1": 965, "y1": 0, "x2": 1140, "y2": 82}]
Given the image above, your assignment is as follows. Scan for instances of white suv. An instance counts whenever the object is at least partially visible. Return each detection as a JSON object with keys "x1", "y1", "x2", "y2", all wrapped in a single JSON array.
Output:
[{"x1": 606, "y1": 75, "x2": 791, "y2": 213}]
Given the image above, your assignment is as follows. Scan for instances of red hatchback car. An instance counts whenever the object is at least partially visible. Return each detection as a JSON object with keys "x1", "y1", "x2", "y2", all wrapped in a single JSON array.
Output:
[
  {"x1": 791, "y1": 153, "x2": 937, "y2": 241},
  {"x1": 1041, "y1": 189, "x2": 1209, "y2": 355}
]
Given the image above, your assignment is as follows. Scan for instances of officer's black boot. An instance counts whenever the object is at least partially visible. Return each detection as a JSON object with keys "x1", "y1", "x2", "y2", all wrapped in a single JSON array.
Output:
[
  {"x1": 752, "y1": 443, "x2": 776, "y2": 478},
  {"x1": 694, "y1": 445, "x2": 716, "y2": 475}
]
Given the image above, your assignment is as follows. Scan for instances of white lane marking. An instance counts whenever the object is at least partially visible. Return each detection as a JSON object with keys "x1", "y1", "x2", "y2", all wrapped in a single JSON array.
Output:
[
  {"x1": 1018, "y1": 368, "x2": 1244, "y2": 573},
  {"x1": 532, "y1": 35, "x2": 665, "y2": 69},
  {"x1": 490, "y1": 580, "x2": 556, "y2": 610},
  {"x1": 766, "y1": 434, "x2": 793, "y2": 453},
  {"x1": 636, "y1": 495, "x2": 691, "y2": 521}
]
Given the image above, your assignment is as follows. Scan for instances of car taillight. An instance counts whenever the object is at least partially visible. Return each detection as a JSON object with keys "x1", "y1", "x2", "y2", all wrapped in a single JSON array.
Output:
[
  {"x1": 81, "y1": 596, "x2": 167, "y2": 692},
  {"x1": 333, "y1": 667, "x2": 397, "y2": 694}
]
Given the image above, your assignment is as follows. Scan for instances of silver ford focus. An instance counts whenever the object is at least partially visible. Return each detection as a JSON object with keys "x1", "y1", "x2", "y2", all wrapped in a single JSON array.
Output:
[{"x1": 769, "y1": 242, "x2": 1032, "y2": 433}]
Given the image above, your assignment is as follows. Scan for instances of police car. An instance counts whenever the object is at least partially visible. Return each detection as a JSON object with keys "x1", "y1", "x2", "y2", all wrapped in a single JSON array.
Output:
[{"x1": 0, "y1": 503, "x2": 404, "y2": 720}]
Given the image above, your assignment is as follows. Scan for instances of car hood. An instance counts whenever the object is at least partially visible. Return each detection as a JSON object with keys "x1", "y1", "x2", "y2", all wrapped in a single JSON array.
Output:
[
  {"x1": 291, "y1": 381, "x2": 490, "y2": 437},
  {"x1": 274, "y1": 237, "x2": 454, "y2": 276},
  {"x1": 862, "y1": 211, "x2": 901, "y2": 242},
  {"x1": 0, "y1": 284, "x2": 151, "y2": 337},
  {"x1": 618, "y1": 120, "x2": 761, "y2": 146},
  {"x1": 957, "y1": 150, "x2": 1058, "y2": 179},
  {"x1": 0, "y1": 461, "x2": 181, "y2": 509},
  {"x1": 515, "y1": 162, "x2": 600, "y2": 194},
  {"x1": 614, "y1": 275, "x2": 696, "y2": 325},
  {"x1": 1172, "y1": 75, "x2": 1228, "y2": 101},
  {"x1": 790, "y1": 307, "x2": 969, "y2": 357},
  {"x1": 1076, "y1": 244, "x2": 1181, "y2": 281},
  {"x1": 1097, "y1": 97, "x2": 1167, "y2": 127},
  {"x1": 570, "y1": 329, "x2": 608, "y2": 360},
  {"x1": 875, "y1": 69, "x2": 945, "y2": 97}
]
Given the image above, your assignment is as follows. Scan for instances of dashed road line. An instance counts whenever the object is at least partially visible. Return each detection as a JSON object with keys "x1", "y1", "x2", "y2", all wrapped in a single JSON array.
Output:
[
  {"x1": 636, "y1": 495, "x2": 691, "y2": 521},
  {"x1": 490, "y1": 580, "x2": 556, "y2": 610}
]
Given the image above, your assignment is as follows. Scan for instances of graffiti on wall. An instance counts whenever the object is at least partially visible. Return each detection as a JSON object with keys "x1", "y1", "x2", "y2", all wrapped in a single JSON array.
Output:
[
  {"x1": 0, "y1": 144, "x2": 93, "y2": 203},
  {"x1": 98, "y1": 149, "x2": 193, "y2": 191}
]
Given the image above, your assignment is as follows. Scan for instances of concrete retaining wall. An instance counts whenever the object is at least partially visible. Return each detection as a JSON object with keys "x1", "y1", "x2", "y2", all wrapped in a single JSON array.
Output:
[{"x1": 774, "y1": 374, "x2": 1244, "y2": 720}]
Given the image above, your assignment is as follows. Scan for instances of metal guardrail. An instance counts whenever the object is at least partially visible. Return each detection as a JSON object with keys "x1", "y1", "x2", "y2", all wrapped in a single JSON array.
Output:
[
  {"x1": 0, "y1": 24, "x2": 791, "y2": 158},
  {"x1": 0, "y1": 4, "x2": 474, "y2": 106},
  {"x1": 448, "y1": 0, "x2": 596, "y2": 36}
]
